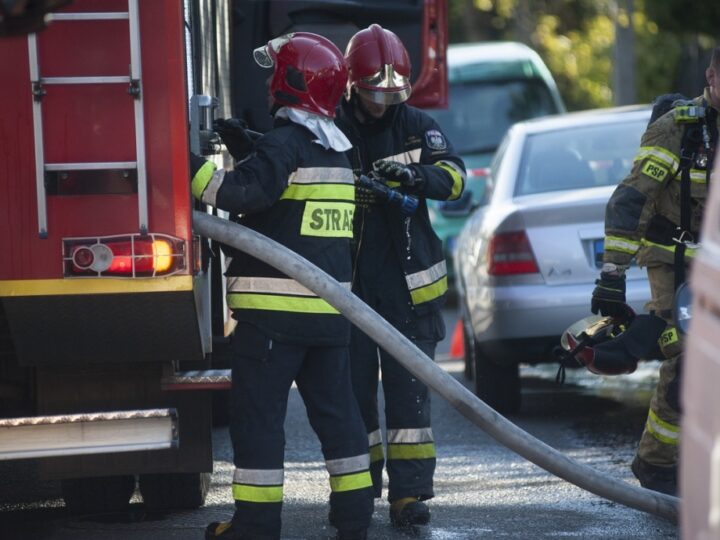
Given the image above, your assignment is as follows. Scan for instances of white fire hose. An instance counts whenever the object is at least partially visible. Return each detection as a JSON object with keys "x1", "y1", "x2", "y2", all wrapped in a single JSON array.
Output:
[{"x1": 193, "y1": 210, "x2": 679, "y2": 522}]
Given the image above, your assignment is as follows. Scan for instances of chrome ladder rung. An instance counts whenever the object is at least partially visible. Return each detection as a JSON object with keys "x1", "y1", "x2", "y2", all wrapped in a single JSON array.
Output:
[
  {"x1": 46, "y1": 161, "x2": 137, "y2": 171},
  {"x1": 50, "y1": 12, "x2": 129, "y2": 21},
  {"x1": 42, "y1": 76, "x2": 131, "y2": 85}
]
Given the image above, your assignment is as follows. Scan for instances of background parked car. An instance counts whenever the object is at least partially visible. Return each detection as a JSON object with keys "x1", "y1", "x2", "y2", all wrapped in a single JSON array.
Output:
[
  {"x1": 453, "y1": 105, "x2": 653, "y2": 414},
  {"x1": 426, "y1": 41, "x2": 566, "y2": 285}
]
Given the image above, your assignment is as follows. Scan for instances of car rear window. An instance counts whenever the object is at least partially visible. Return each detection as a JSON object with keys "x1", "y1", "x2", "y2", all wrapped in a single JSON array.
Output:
[
  {"x1": 514, "y1": 118, "x2": 647, "y2": 196},
  {"x1": 427, "y1": 78, "x2": 559, "y2": 155}
]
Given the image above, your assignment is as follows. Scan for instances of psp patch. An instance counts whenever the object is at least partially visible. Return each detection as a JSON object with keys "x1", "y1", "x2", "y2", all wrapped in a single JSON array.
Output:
[{"x1": 425, "y1": 129, "x2": 447, "y2": 150}]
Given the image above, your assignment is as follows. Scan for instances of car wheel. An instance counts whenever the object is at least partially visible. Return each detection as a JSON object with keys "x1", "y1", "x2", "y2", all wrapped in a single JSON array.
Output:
[{"x1": 473, "y1": 344, "x2": 521, "y2": 414}]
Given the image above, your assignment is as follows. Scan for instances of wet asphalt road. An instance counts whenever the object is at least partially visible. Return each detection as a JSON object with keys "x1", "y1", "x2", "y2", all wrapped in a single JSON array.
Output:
[{"x1": 0, "y1": 309, "x2": 679, "y2": 539}]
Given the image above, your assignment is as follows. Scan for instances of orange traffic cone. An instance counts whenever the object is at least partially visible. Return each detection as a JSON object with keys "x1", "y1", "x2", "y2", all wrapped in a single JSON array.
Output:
[{"x1": 449, "y1": 319, "x2": 464, "y2": 359}]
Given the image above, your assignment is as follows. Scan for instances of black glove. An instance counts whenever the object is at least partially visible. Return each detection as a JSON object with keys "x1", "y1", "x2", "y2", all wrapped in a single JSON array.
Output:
[
  {"x1": 213, "y1": 118, "x2": 256, "y2": 161},
  {"x1": 591, "y1": 271, "x2": 627, "y2": 316},
  {"x1": 190, "y1": 152, "x2": 208, "y2": 179},
  {"x1": 374, "y1": 160, "x2": 423, "y2": 189}
]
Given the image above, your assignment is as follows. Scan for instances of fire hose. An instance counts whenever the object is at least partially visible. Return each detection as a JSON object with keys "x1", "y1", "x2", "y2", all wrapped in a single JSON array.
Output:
[{"x1": 193, "y1": 210, "x2": 679, "y2": 522}]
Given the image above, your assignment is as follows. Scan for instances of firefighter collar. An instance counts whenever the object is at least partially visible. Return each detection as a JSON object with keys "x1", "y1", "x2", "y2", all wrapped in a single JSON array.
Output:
[{"x1": 275, "y1": 107, "x2": 352, "y2": 152}]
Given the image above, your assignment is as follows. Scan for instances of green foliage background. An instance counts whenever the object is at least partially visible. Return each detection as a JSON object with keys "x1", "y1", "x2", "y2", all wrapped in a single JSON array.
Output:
[{"x1": 448, "y1": 0, "x2": 717, "y2": 111}]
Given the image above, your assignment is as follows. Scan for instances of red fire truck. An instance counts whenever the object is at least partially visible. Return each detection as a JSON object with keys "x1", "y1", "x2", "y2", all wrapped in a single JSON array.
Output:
[{"x1": 0, "y1": 0, "x2": 447, "y2": 513}]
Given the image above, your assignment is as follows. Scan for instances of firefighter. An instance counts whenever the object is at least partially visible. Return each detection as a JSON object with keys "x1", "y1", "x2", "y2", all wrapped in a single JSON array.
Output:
[
  {"x1": 190, "y1": 32, "x2": 374, "y2": 540},
  {"x1": 334, "y1": 24, "x2": 466, "y2": 527},
  {"x1": 591, "y1": 47, "x2": 720, "y2": 495}
]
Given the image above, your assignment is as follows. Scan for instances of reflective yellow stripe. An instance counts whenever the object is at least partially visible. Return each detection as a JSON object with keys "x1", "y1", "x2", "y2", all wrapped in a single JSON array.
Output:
[
  {"x1": 329, "y1": 471, "x2": 373, "y2": 493},
  {"x1": 604, "y1": 235, "x2": 641, "y2": 255},
  {"x1": 635, "y1": 146, "x2": 679, "y2": 171},
  {"x1": 280, "y1": 183, "x2": 355, "y2": 201},
  {"x1": 227, "y1": 293, "x2": 339, "y2": 314},
  {"x1": 0, "y1": 276, "x2": 193, "y2": 296},
  {"x1": 369, "y1": 444, "x2": 384, "y2": 463},
  {"x1": 435, "y1": 161, "x2": 465, "y2": 200},
  {"x1": 387, "y1": 443, "x2": 436, "y2": 460},
  {"x1": 300, "y1": 202, "x2": 354, "y2": 238},
  {"x1": 641, "y1": 239, "x2": 698, "y2": 258},
  {"x1": 386, "y1": 180, "x2": 402, "y2": 188},
  {"x1": 410, "y1": 276, "x2": 447, "y2": 305},
  {"x1": 191, "y1": 161, "x2": 217, "y2": 200},
  {"x1": 646, "y1": 409, "x2": 679, "y2": 445},
  {"x1": 232, "y1": 483, "x2": 283, "y2": 503},
  {"x1": 686, "y1": 169, "x2": 708, "y2": 184},
  {"x1": 381, "y1": 148, "x2": 422, "y2": 166}
]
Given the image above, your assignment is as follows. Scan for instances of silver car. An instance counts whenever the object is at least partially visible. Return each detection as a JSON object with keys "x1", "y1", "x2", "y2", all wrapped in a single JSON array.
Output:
[{"x1": 453, "y1": 106, "x2": 653, "y2": 414}]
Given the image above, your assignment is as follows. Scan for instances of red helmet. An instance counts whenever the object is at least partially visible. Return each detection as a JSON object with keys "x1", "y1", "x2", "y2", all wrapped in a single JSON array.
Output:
[
  {"x1": 253, "y1": 32, "x2": 348, "y2": 118},
  {"x1": 345, "y1": 24, "x2": 411, "y2": 105}
]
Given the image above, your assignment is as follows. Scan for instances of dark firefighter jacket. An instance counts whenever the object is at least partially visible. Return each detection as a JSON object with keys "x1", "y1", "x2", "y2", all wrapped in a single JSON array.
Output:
[
  {"x1": 603, "y1": 89, "x2": 718, "y2": 269},
  {"x1": 191, "y1": 120, "x2": 355, "y2": 346},
  {"x1": 335, "y1": 99, "x2": 466, "y2": 324}
]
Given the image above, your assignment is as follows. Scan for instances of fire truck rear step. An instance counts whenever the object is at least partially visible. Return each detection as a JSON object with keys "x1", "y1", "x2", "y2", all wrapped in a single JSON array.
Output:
[{"x1": 0, "y1": 408, "x2": 178, "y2": 461}]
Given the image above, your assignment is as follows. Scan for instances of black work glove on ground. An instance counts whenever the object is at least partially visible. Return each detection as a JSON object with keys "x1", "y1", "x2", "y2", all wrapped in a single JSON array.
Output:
[
  {"x1": 213, "y1": 118, "x2": 256, "y2": 161},
  {"x1": 374, "y1": 160, "x2": 424, "y2": 189},
  {"x1": 591, "y1": 272, "x2": 627, "y2": 316},
  {"x1": 190, "y1": 152, "x2": 208, "y2": 179}
]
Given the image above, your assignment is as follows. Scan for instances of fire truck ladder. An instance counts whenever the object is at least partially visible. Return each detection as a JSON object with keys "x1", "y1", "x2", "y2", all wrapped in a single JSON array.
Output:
[{"x1": 27, "y1": 0, "x2": 148, "y2": 238}]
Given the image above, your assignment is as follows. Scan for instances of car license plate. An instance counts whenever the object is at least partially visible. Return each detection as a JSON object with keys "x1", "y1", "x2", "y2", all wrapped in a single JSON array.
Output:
[{"x1": 593, "y1": 239, "x2": 604, "y2": 268}]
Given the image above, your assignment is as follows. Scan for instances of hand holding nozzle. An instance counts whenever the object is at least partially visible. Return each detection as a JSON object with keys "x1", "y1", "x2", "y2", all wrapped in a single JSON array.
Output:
[{"x1": 357, "y1": 173, "x2": 418, "y2": 216}]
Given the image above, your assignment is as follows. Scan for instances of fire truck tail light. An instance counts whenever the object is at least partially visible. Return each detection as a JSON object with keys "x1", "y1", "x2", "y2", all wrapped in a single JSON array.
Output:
[{"x1": 63, "y1": 234, "x2": 186, "y2": 278}]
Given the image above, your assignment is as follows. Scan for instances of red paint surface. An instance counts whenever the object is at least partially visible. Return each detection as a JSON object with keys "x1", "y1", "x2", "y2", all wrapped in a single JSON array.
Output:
[{"x1": 0, "y1": 1, "x2": 192, "y2": 281}]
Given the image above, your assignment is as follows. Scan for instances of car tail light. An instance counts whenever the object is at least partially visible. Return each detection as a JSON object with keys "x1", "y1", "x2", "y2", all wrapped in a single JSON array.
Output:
[
  {"x1": 487, "y1": 231, "x2": 539, "y2": 276},
  {"x1": 63, "y1": 234, "x2": 187, "y2": 277}
]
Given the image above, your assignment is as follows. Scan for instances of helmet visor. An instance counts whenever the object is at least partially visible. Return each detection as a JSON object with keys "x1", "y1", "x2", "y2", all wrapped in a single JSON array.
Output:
[
  {"x1": 354, "y1": 63, "x2": 411, "y2": 105},
  {"x1": 355, "y1": 85, "x2": 411, "y2": 106},
  {"x1": 253, "y1": 34, "x2": 294, "y2": 69}
]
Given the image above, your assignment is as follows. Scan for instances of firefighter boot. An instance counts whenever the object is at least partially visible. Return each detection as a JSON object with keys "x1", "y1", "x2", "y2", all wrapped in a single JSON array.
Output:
[
  {"x1": 631, "y1": 455, "x2": 677, "y2": 496},
  {"x1": 389, "y1": 497, "x2": 431, "y2": 527}
]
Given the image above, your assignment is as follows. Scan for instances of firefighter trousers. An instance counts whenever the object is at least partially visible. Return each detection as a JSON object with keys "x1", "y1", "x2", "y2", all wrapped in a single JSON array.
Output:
[
  {"x1": 229, "y1": 323, "x2": 374, "y2": 538},
  {"x1": 349, "y1": 325, "x2": 437, "y2": 503},
  {"x1": 637, "y1": 264, "x2": 682, "y2": 467}
]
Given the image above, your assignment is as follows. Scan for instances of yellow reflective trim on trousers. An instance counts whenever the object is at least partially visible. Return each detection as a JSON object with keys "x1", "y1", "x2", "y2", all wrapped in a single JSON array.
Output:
[
  {"x1": 300, "y1": 201, "x2": 354, "y2": 238},
  {"x1": 227, "y1": 293, "x2": 339, "y2": 314},
  {"x1": 329, "y1": 471, "x2": 373, "y2": 493},
  {"x1": 232, "y1": 484, "x2": 283, "y2": 503},
  {"x1": 435, "y1": 161, "x2": 464, "y2": 200},
  {"x1": 646, "y1": 409, "x2": 679, "y2": 446},
  {"x1": 641, "y1": 239, "x2": 698, "y2": 258},
  {"x1": 369, "y1": 445, "x2": 384, "y2": 463},
  {"x1": 191, "y1": 161, "x2": 217, "y2": 200},
  {"x1": 410, "y1": 276, "x2": 447, "y2": 305},
  {"x1": 387, "y1": 443, "x2": 437, "y2": 460},
  {"x1": 280, "y1": 183, "x2": 355, "y2": 201}
]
